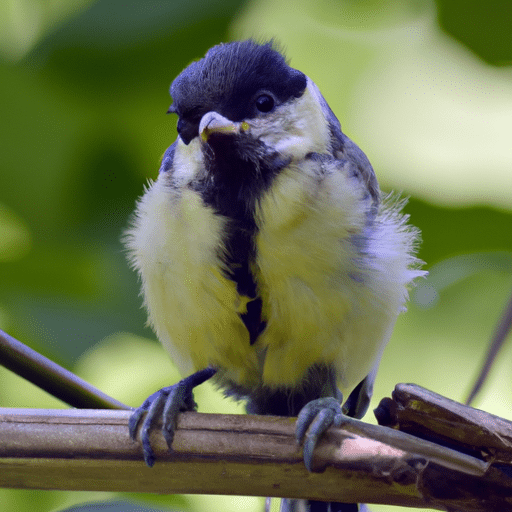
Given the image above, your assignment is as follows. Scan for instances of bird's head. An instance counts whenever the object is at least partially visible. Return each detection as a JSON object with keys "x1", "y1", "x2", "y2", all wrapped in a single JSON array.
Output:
[{"x1": 166, "y1": 41, "x2": 344, "y2": 185}]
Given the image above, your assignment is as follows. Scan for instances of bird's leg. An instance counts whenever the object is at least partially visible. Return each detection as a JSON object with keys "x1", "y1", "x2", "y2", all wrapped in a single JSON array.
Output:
[
  {"x1": 292, "y1": 375, "x2": 376, "y2": 511},
  {"x1": 129, "y1": 366, "x2": 216, "y2": 466},
  {"x1": 292, "y1": 399, "x2": 363, "y2": 512}
]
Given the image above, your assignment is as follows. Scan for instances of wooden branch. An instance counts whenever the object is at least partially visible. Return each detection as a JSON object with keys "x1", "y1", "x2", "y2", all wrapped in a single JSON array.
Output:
[
  {"x1": 0, "y1": 329, "x2": 129, "y2": 410},
  {"x1": 377, "y1": 383, "x2": 512, "y2": 464},
  {"x1": 1, "y1": 406, "x2": 511, "y2": 510}
]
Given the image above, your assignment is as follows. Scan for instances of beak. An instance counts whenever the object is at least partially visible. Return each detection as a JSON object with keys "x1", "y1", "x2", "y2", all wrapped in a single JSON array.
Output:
[{"x1": 199, "y1": 112, "x2": 249, "y2": 142}]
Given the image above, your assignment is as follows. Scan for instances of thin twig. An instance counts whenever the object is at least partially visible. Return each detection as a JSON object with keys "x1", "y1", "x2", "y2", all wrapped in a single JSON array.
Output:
[{"x1": 466, "y1": 289, "x2": 512, "y2": 405}]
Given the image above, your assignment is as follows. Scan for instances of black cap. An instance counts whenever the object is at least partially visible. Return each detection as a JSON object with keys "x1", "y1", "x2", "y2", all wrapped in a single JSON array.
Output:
[{"x1": 169, "y1": 40, "x2": 307, "y2": 144}]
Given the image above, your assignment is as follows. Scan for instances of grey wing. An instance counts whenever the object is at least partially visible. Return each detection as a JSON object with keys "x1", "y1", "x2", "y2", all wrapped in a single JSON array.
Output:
[
  {"x1": 315, "y1": 89, "x2": 382, "y2": 418},
  {"x1": 317, "y1": 89, "x2": 380, "y2": 205}
]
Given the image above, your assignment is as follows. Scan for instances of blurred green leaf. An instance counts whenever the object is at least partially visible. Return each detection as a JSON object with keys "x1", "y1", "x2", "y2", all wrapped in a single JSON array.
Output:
[
  {"x1": 0, "y1": 203, "x2": 31, "y2": 262},
  {"x1": 404, "y1": 198, "x2": 512, "y2": 266},
  {"x1": 0, "y1": 0, "x2": 95, "y2": 62},
  {"x1": 233, "y1": 0, "x2": 512, "y2": 210},
  {"x1": 436, "y1": 0, "x2": 512, "y2": 65},
  {"x1": 413, "y1": 252, "x2": 512, "y2": 309}
]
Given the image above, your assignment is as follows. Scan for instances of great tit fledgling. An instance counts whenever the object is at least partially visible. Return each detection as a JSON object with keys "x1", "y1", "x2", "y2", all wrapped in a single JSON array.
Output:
[{"x1": 126, "y1": 40, "x2": 425, "y2": 512}]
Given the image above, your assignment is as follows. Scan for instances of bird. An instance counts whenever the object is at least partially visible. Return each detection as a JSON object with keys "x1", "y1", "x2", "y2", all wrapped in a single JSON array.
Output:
[{"x1": 125, "y1": 39, "x2": 425, "y2": 512}]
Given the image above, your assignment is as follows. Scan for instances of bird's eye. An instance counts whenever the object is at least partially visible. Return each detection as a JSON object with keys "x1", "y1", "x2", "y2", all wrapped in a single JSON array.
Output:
[{"x1": 255, "y1": 94, "x2": 275, "y2": 113}]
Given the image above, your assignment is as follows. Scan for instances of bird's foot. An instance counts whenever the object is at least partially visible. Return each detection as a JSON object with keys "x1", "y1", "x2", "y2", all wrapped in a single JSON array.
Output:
[
  {"x1": 295, "y1": 396, "x2": 346, "y2": 473},
  {"x1": 129, "y1": 367, "x2": 216, "y2": 467},
  {"x1": 294, "y1": 397, "x2": 367, "y2": 511}
]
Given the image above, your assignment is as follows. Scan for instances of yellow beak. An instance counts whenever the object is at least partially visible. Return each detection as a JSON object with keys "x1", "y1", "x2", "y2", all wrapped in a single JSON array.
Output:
[{"x1": 200, "y1": 112, "x2": 249, "y2": 142}]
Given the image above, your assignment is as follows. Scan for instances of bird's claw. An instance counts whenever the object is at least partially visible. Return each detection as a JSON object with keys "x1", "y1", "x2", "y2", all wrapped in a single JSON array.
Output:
[
  {"x1": 129, "y1": 367, "x2": 216, "y2": 467},
  {"x1": 129, "y1": 380, "x2": 197, "y2": 467},
  {"x1": 296, "y1": 396, "x2": 345, "y2": 472}
]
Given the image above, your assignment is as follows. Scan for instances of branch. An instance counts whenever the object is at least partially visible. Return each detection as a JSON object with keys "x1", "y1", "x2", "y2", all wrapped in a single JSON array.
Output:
[
  {"x1": 376, "y1": 383, "x2": 512, "y2": 465},
  {"x1": 2, "y1": 328, "x2": 512, "y2": 509},
  {"x1": 1, "y1": 404, "x2": 511, "y2": 510},
  {"x1": 0, "y1": 328, "x2": 130, "y2": 410}
]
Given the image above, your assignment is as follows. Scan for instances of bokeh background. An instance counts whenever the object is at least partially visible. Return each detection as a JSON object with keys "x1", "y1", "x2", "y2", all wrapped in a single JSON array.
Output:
[{"x1": 1, "y1": 0, "x2": 512, "y2": 511}]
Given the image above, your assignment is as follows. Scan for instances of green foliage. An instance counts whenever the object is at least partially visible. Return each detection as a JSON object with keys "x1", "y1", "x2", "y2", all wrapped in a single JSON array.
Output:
[{"x1": 1, "y1": 1, "x2": 511, "y2": 511}]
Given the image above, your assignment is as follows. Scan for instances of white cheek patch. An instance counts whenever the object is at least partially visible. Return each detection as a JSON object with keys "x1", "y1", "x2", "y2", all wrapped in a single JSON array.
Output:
[{"x1": 256, "y1": 80, "x2": 331, "y2": 159}]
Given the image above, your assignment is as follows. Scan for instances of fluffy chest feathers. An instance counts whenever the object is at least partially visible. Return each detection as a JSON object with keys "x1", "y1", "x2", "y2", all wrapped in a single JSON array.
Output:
[{"x1": 126, "y1": 152, "x2": 403, "y2": 396}]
